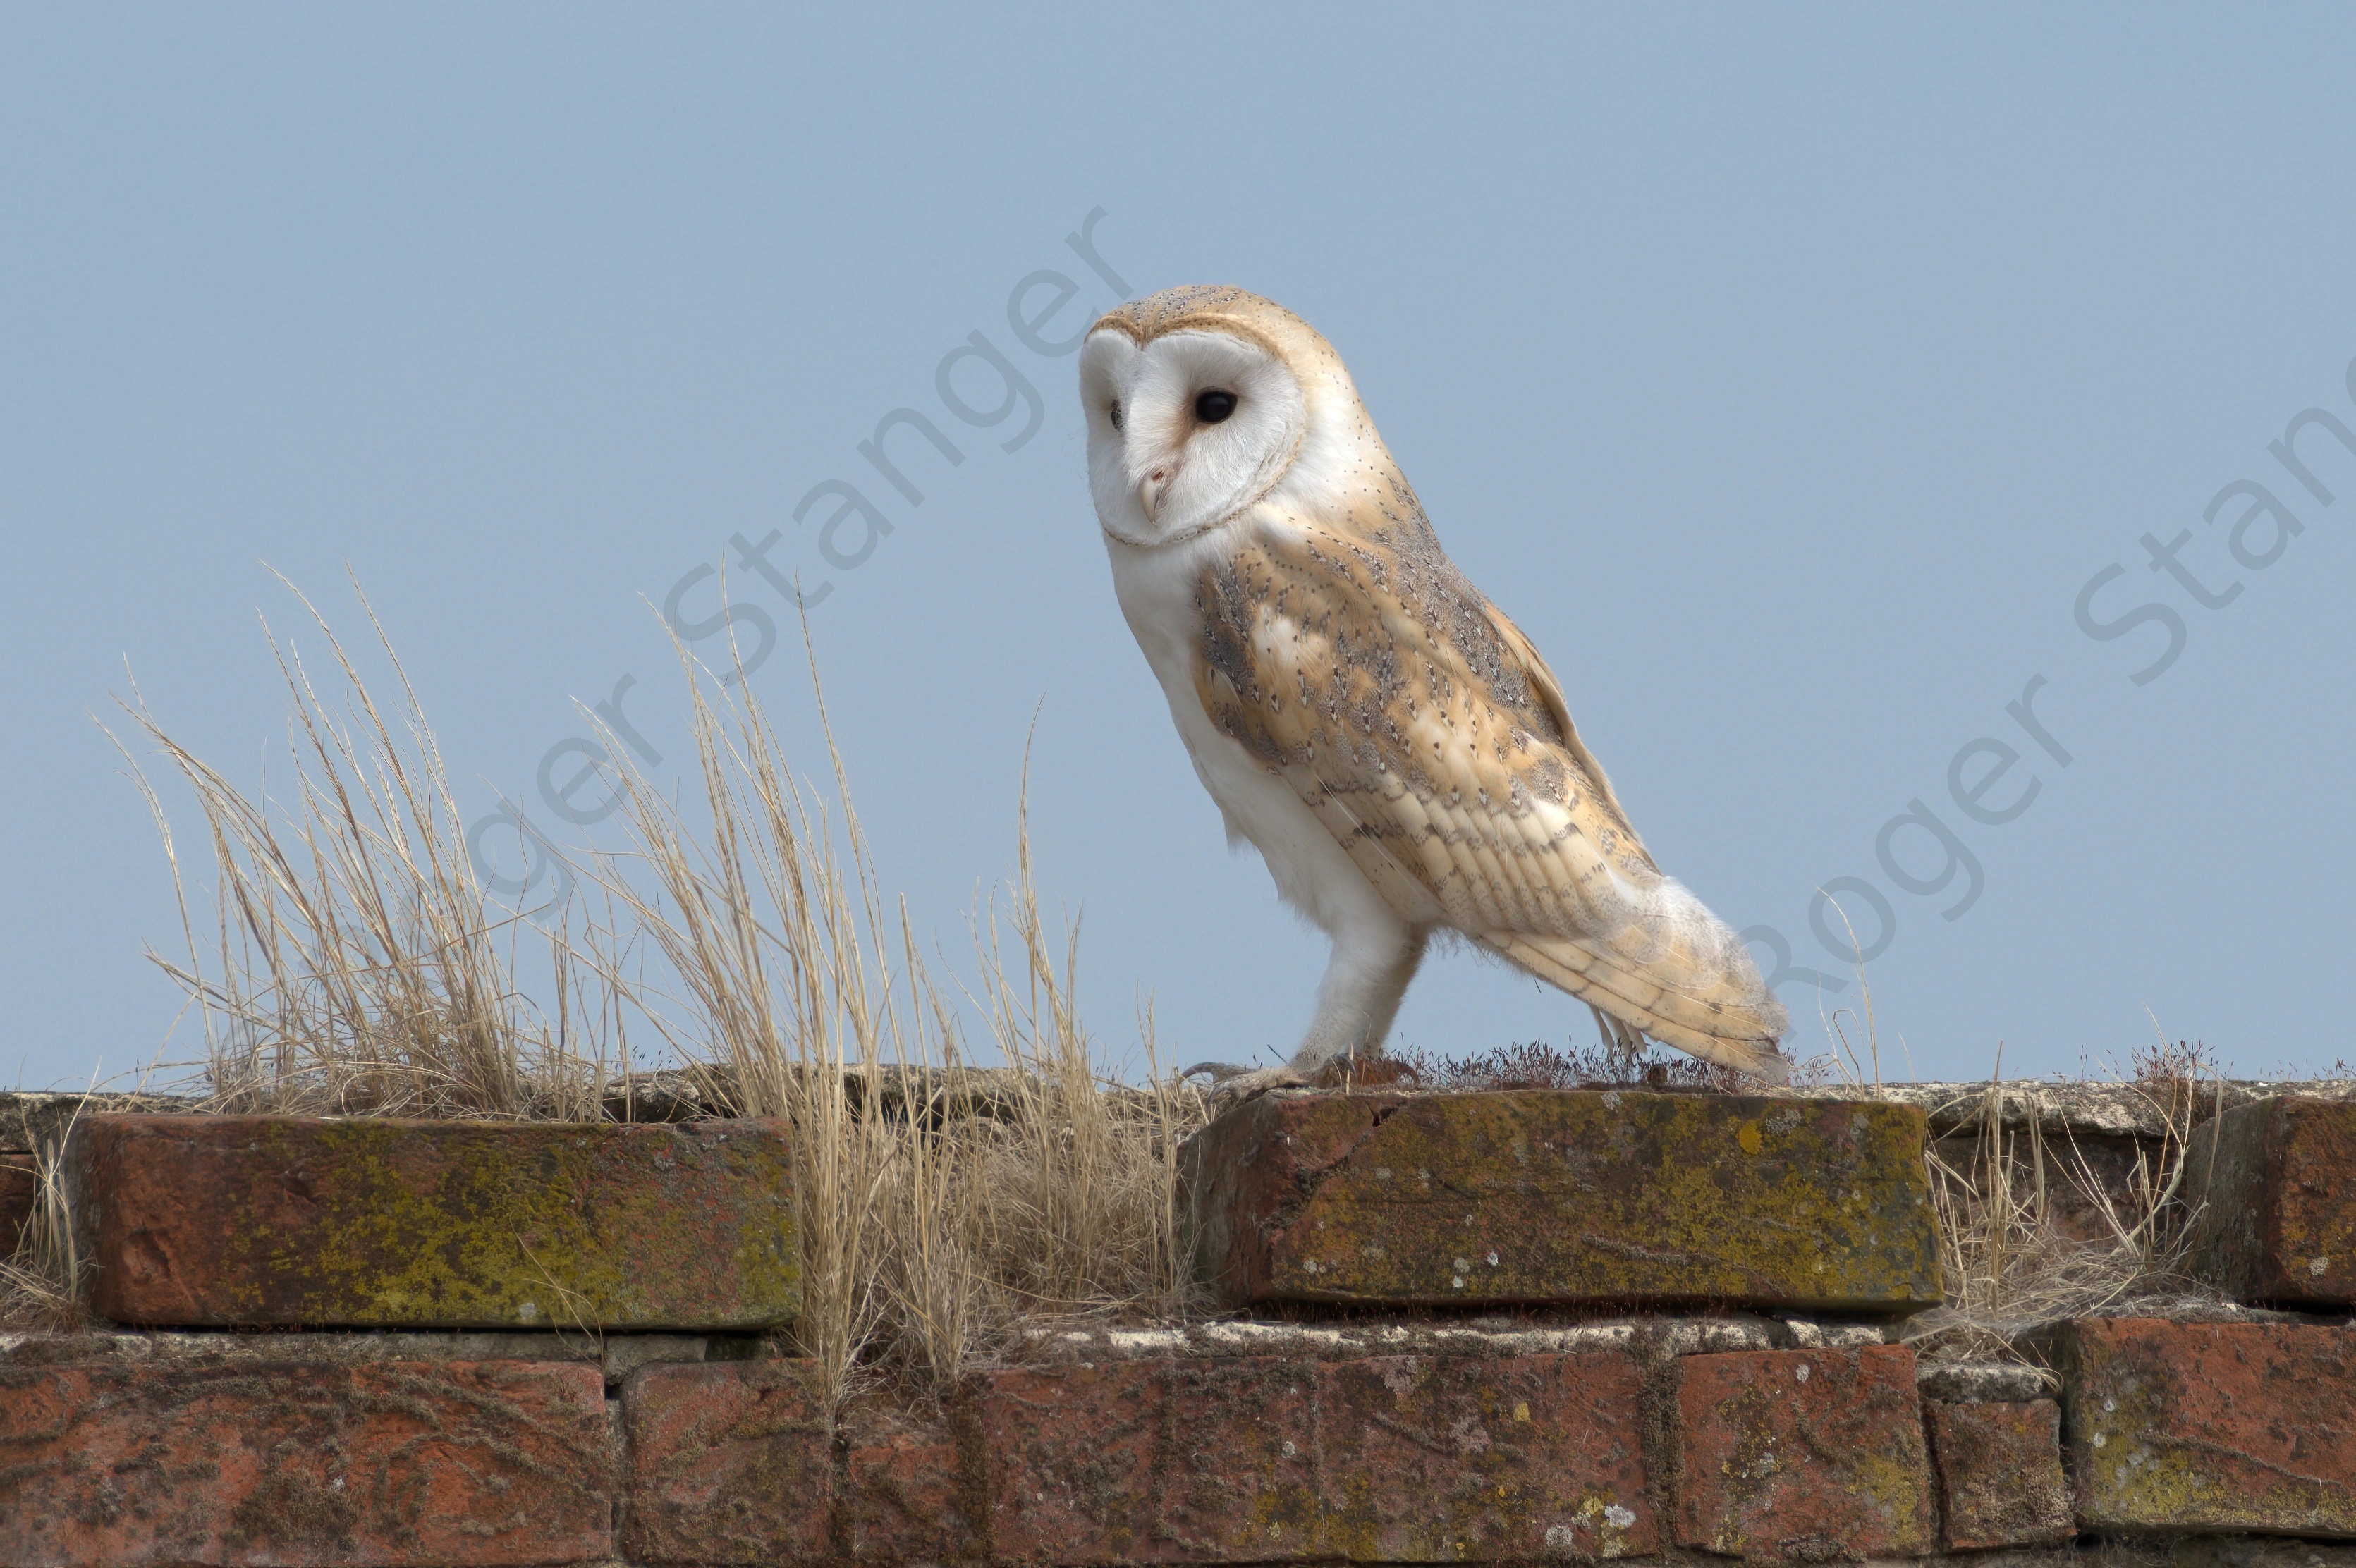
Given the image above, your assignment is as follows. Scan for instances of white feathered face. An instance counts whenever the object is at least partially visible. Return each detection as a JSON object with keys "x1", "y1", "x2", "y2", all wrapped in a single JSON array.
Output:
[{"x1": 1082, "y1": 325, "x2": 1307, "y2": 547}]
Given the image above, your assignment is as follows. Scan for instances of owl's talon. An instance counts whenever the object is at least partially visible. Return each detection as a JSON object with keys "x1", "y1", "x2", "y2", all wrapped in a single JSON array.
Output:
[
  {"x1": 1180, "y1": 1061, "x2": 1255, "y2": 1084},
  {"x1": 1182, "y1": 1061, "x2": 1301, "y2": 1105},
  {"x1": 1198, "y1": 1065, "x2": 1307, "y2": 1107}
]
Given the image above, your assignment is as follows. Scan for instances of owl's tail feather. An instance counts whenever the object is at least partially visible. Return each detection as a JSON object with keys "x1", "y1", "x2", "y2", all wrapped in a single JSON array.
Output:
[{"x1": 1491, "y1": 924, "x2": 1793, "y2": 1086}]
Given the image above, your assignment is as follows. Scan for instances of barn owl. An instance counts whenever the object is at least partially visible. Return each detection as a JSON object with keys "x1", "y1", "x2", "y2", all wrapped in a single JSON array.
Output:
[{"x1": 1083, "y1": 286, "x2": 1790, "y2": 1094}]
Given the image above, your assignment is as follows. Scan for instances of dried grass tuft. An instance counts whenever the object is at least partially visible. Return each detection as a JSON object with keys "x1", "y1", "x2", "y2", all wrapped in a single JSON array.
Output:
[
  {"x1": 1, "y1": 1111, "x2": 90, "y2": 1330},
  {"x1": 1904, "y1": 1039, "x2": 2225, "y2": 1371},
  {"x1": 109, "y1": 573, "x2": 620, "y2": 1121},
  {"x1": 558, "y1": 624, "x2": 1209, "y2": 1405}
]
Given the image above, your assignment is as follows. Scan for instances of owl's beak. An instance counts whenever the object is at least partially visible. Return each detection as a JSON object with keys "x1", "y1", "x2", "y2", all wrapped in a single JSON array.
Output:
[{"x1": 1138, "y1": 464, "x2": 1173, "y2": 522}]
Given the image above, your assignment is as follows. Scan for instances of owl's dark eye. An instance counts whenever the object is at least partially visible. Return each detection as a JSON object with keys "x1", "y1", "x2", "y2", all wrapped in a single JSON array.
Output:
[
  {"x1": 1108, "y1": 401, "x2": 1124, "y2": 430},
  {"x1": 1195, "y1": 388, "x2": 1238, "y2": 424}
]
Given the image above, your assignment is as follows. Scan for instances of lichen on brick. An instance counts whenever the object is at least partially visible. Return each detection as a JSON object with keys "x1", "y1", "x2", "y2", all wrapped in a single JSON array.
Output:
[
  {"x1": 2065, "y1": 1318, "x2": 2356, "y2": 1537},
  {"x1": 71, "y1": 1113, "x2": 800, "y2": 1329},
  {"x1": 1675, "y1": 1345, "x2": 1936, "y2": 1562},
  {"x1": 1183, "y1": 1090, "x2": 1943, "y2": 1311}
]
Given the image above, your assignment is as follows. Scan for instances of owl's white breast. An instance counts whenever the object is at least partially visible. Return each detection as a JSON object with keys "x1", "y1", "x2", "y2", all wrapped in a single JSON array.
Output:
[{"x1": 1104, "y1": 513, "x2": 1416, "y2": 941}]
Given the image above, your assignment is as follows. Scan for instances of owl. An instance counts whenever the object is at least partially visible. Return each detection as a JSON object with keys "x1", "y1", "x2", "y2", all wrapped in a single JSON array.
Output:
[{"x1": 1082, "y1": 286, "x2": 1790, "y2": 1094}]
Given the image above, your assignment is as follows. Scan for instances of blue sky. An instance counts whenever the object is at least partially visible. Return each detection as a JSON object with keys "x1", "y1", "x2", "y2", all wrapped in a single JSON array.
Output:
[{"x1": 6, "y1": 4, "x2": 2354, "y2": 1089}]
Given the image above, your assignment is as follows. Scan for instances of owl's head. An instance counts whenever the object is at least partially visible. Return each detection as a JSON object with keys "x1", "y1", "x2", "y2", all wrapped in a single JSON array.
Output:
[{"x1": 1081, "y1": 286, "x2": 1374, "y2": 548}]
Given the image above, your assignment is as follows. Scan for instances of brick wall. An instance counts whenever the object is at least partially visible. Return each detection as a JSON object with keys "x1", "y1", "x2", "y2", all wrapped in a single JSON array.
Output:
[
  {"x1": 6, "y1": 1314, "x2": 2349, "y2": 1564},
  {"x1": 2, "y1": 1087, "x2": 2350, "y2": 1566}
]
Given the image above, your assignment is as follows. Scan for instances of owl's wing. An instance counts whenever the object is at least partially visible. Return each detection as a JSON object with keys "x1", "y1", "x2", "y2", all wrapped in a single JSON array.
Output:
[
  {"x1": 1192, "y1": 527, "x2": 1789, "y2": 1080},
  {"x1": 1482, "y1": 604, "x2": 1641, "y2": 852}
]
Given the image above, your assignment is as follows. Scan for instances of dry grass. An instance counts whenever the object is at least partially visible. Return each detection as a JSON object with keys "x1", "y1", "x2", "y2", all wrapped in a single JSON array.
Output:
[
  {"x1": 65, "y1": 584, "x2": 1206, "y2": 1404},
  {"x1": 1903, "y1": 1037, "x2": 2223, "y2": 1371},
  {"x1": 0, "y1": 1126, "x2": 87, "y2": 1331},
  {"x1": 109, "y1": 575, "x2": 619, "y2": 1122},
  {"x1": 1774, "y1": 938, "x2": 2225, "y2": 1372},
  {"x1": 585, "y1": 632, "x2": 1209, "y2": 1403}
]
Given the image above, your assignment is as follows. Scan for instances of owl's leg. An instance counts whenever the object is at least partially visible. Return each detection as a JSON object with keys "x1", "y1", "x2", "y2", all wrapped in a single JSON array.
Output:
[
  {"x1": 1187, "y1": 912, "x2": 1426, "y2": 1103},
  {"x1": 1285, "y1": 915, "x2": 1427, "y2": 1078}
]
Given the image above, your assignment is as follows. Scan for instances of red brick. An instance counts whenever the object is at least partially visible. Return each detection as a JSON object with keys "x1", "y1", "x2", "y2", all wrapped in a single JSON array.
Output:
[
  {"x1": 2187, "y1": 1096, "x2": 2356, "y2": 1304},
  {"x1": 840, "y1": 1397, "x2": 982, "y2": 1563},
  {"x1": 67, "y1": 1113, "x2": 798, "y2": 1329},
  {"x1": 979, "y1": 1351, "x2": 1653, "y2": 1563},
  {"x1": 1675, "y1": 1344, "x2": 1934, "y2": 1561},
  {"x1": 1, "y1": 1153, "x2": 34, "y2": 1257},
  {"x1": 1179, "y1": 1090, "x2": 1941, "y2": 1312},
  {"x1": 1924, "y1": 1399, "x2": 2074, "y2": 1550},
  {"x1": 2064, "y1": 1317, "x2": 2356, "y2": 1536},
  {"x1": 1312, "y1": 1355, "x2": 1654, "y2": 1560},
  {"x1": 623, "y1": 1359, "x2": 834, "y2": 1564},
  {"x1": 0, "y1": 1359, "x2": 613, "y2": 1566}
]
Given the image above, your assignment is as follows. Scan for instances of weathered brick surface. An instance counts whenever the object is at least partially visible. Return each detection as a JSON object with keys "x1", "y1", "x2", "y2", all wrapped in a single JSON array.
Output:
[
  {"x1": 2166, "y1": 1542, "x2": 2356, "y2": 1568},
  {"x1": 1676, "y1": 1344, "x2": 1935, "y2": 1561},
  {"x1": 1, "y1": 1151, "x2": 34, "y2": 1256},
  {"x1": 2064, "y1": 1317, "x2": 2356, "y2": 1537},
  {"x1": 2187, "y1": 1096, "x2": 2356, "y2": 1304},
  {"x1": 1924, "y1": 1398, "x2": 2075, "y2": 1550},
  {"x1": 68, "y1": 1113, "x2": 798, "y2": 1329},
  {"x1": 0, "y1": 1359, "x2": 613, "y2": 1566},
  {"x1": 623, "y1": 1359, "x2": 834, "y2": 1564},
  {"x1": 841, "y1": 1396, "x2": 984, "y2": 1563},
  {"x1": 1179, "y1": 1089, "x2": 1941, "y2": 1311},
  {"x1": 979, "y1": 1351, "x2": 1653, "y2": 1562}
]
